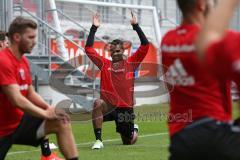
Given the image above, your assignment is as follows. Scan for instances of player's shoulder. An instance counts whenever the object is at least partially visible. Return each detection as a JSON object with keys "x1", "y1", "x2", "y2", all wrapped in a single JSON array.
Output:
[
  {"x1": 225, "y1": 30, "x2": 240, "y2": 41},
  {"x1": 209, "y1": 30, "x2": 240, "y2": 52},
  {"x1": 162, "y1": 28, "x2": 178, "y2": 44},
  {"x1": 162, "y1": 24, "x2": 199, "y2": 45},
  {"x1": 0, "y1": 48, "x2": 13, "y2": 66},
  {"x1": 22, "y1": 55, "x2": 29, "y2": 63},
  {"x1": 206, "y1": 30, "x2": 238, "y2": 50},
  {"x1": 21, "y1": 55, "x2": 31, "y2": 68},
  {"x1": 226, "y1": 29, "x2": 239, "y2": 35}
]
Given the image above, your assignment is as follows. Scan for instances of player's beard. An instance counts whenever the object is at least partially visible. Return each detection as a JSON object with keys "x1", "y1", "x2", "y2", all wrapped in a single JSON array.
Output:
[
  {"x1": 112, "y1": 53, "x2": 123, "y2": 62},
  {"x1": 19, "y1": 39, "x2": 34, "y2": 54}
]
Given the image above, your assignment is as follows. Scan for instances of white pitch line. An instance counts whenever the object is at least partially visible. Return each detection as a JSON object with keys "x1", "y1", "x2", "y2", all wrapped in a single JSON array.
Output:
[
  {"x1": 7, "y1": 132, "x2": 168, "y2": 156},
  {"x1": 76, "y1": 132, "x2": 168, "y2": 146}
]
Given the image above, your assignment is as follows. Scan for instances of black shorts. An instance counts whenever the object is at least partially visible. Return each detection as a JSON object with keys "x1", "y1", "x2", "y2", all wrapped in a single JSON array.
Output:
[
  {"x1": 0, "y1": 114, "x2": 44, "y2": 159},
  {"x1": 169, "y1": 118, "x2": 240, "y2": 160},
  {"x1": 103, "y1": 107, "x2": 135, "y2": 139}
]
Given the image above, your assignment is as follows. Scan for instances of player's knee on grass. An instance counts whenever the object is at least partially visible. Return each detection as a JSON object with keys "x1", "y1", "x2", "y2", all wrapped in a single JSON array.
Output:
[
  {"x1": 118, "y1": 123, "x2": 137, "y2": 145},
  {"x1": 121, "y1": 131, "x2": 138, "y2": 145},
  {"x1": 131, "y1": 131, "x2": 138, "y2": 144},
  {"x1": 121, "y1": 135, "x2": 132, "y2": 145},
  {"x1": 116, "y1": 108, "x2": 136, "y2": 145}
]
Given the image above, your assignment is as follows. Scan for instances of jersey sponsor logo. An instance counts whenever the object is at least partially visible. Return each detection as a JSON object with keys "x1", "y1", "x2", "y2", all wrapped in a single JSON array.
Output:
[
  {"x1": 107, "y1": 62, "x2": 126, "y2": 73},
  {"x1": 107, "y1": 67, "x2": 125, "y2": 73},
  {"x1": 166, "y1": 59, "x2": 195, "y2": 86},
  {"x1": 161, "y1": 44, "x2": 195, "y2": 53}
]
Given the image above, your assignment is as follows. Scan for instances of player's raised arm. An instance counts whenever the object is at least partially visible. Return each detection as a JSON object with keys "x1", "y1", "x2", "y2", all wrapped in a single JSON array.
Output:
[
  {"x1": 85, "y1": 13, "x2": 106, "y2": 69},
  {"x1": 85, "y1": 13, "x2": 100, "y2": 47},
  {"x1": 130, "y1": 10, "x2": 149, "y2": 46},
  {"x1": 196, "y1": 0, "x2": 240, "y2": 58},
  {"x1": 128, "y1": 11, "x2": 149, "y2": 69}
]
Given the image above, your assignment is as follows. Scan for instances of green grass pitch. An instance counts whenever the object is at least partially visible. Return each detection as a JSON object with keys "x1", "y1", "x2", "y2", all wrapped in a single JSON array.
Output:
[
  {"x1": 6, "y1": 103, "x2": 240, "y2": 160},
  {"x1": 5, "y1": 104, "x2": 170, "y2": 160}
]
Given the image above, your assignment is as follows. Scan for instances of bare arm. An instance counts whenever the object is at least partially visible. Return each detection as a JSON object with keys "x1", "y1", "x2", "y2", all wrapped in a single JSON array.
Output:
[
  {"x1": 196, "y1": 0, "x2": 240, "y2": 58},
  {"x1": 1, "y1": 84, "x2": 62, "y2": 120},
  {"x1": 2, "y1": 84, "x2": 48, "y2": 118},
  {"x1": 27, "y1": 85, "x2": 50, "y2": 110}
]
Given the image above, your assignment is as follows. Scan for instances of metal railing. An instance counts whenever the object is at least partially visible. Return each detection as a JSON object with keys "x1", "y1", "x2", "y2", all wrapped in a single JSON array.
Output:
[
  {"x1": 13, "y1": 5, "x2": 98, "y2": 85},
  {"x1": 13, "y1": 6, "x2": 97, "y2": 107},
  {"x1": 14, "y1": 5, "x2": 85, "y2": 52},
  {"x1": 46, "y1": 8, "x2": 107, "y2": 43}
]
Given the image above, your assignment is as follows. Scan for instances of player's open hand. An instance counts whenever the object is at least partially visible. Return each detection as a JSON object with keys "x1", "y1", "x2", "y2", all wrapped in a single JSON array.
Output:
[
  {"x1": 45, "y1": 106, "x2": 58, "y2": 120},
  {"x1": 55, "y1": 107, "x2": 70, "y2": 123},
  {"x1": 93, "y1": 13, "x2": 100, "y2": 27},
  {"x1": 130, "y1": 10, "x2": 138, "y2": 25},
  {"x1": 45, "y1": 106, "x2": 70, "y2": 123}
]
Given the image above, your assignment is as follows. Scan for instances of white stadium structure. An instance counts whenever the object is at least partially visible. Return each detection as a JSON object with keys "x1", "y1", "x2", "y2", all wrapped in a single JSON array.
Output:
[{"x1": 1, "y1": 0, "x2": 240, "y2": 112}]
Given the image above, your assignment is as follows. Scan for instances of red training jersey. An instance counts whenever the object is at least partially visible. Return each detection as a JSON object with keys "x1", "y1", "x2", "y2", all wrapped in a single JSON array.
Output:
[
  {"x1": 0, "y1": 48, "x2": 32, "y2": 137},
  {"x1": 205, "y1": 31, "x2": 240, "y2": 92},
  {"x1": 161, "y1": 24, "x2": 232, "y2": 137},
  {"x1": 85, "y1": 44, "x2": 149, "y2": 107}
]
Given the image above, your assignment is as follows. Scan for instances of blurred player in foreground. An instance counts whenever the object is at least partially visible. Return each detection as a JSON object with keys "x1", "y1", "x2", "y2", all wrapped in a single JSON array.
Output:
[
  {"x1": 162, "y1": 0, "x2": 233, "y2": 159},
  {"x1": 0, "y1": 29, "x2": 61, "y2": 160},
  {"x1": 196, "y1": 1, "x2": 240, "y2": 159},
  {"x1": 0, "y1": 16, "x2": 79, "y2": 160}
]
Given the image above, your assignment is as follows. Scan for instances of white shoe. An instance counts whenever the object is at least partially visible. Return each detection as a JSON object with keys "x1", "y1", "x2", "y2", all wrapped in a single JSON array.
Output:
[
  {"x1": 134, "y1": 124, "x2": 139, "y2": 133},
  {"x1": 92, "y1": 140, "x2": 104, "y2": 149},
  {"x1": 49, "y1": 143, "x2": 58, "y2": 150}
]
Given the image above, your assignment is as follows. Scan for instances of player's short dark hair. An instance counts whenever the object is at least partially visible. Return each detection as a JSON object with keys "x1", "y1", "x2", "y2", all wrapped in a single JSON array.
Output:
[
  {"x1": 0, "y1": 31, "x2": 7, "y2": 41},
  {"x1": 110, "y1": 39, "x2": 124, "y2": 49},
  {"x1": 8, "y1": 16, "x2": 37, "y2": 42},
  {"x1": 177, "y1": 0, "x2": 198, "y2": 18}
]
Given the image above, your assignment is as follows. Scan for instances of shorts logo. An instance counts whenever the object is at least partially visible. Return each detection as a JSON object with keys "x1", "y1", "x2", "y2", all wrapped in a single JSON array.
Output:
[{"x1": 19, "y1": 68, "x2": 26, "y2": 80}]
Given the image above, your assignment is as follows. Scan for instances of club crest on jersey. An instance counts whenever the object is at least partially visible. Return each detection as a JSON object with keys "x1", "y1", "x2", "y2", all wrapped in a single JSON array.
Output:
[
  {"x1": 19, "y1": 68, "x2": 26, "y2": 80},
  {"x1": 113, "y1": 63, "x2": 119, "y2": 69}
]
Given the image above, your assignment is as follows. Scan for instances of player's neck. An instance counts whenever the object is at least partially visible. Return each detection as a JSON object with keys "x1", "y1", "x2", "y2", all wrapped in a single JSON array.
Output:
[
  {"x1": 182, "y1": 13, "x2": 204, "y2": 27},
  {"x1": 9, "y1": 45, "x2": 23, "y2": 60}
]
